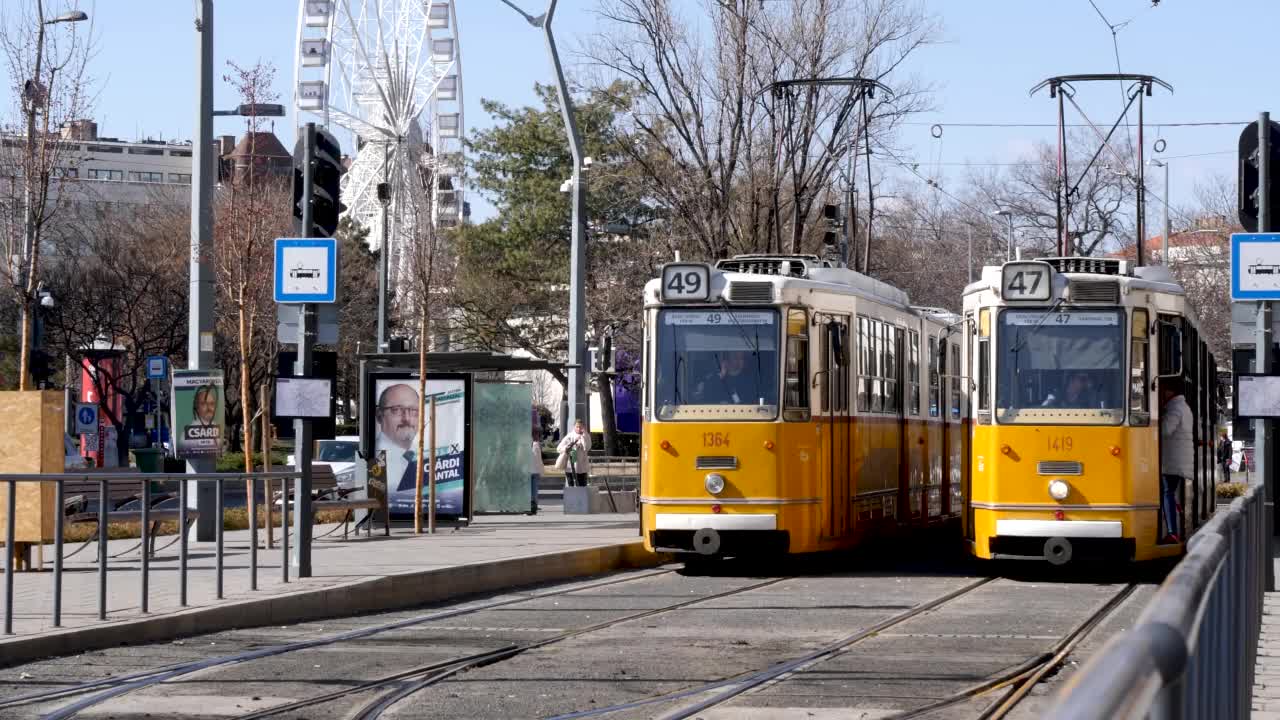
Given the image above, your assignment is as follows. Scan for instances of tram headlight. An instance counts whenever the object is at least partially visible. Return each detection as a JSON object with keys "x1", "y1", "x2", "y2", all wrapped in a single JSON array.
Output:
[
  {"x1": 1048, "y1": 479, "x2": 1070, "y2": 501},
  {"x1": 705, "y1": 473, "x2": 726, "y2": 496}
]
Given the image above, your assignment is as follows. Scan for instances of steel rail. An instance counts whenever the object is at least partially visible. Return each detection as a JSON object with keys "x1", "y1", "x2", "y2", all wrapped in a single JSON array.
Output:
[{"x1": 9, "y1": 567, "x2": 675, "y2": 716}]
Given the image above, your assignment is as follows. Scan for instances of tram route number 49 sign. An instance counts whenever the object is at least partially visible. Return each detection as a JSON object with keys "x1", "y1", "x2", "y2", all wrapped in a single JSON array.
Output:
[
  {"x1": 1231, "y1": 233, "x2": 1280, "y2": 301},
  {"x1": 661, "y1": 263, "x2": 711, "y2": 302}
]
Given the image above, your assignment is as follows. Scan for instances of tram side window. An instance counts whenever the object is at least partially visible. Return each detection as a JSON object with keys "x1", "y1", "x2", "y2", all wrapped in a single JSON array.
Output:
[
  {"x1": 950, "y1": 344, "x2": 962, "y2": 419},
  {"x1": 883, "y1": 324, "x2": 899, "y2": 414},
  {"x1": 1131, "y1": 309, "x2": 1150, "y2": 415},
  {"x1": 907, "y1": 330, "x2": 921, "y2": 416},
  {"x1": 928, "y1": 337, "x2": 940, "y2": 418},
  {"x1": 784, "y1": 308, "x2": 810, "y2": 421},
  {"x1": 857, "y1": 317, "x2": 871, "y2": 412},
  {"x1": 977, "y1": 311, "x2": 990, "y2": 412}
]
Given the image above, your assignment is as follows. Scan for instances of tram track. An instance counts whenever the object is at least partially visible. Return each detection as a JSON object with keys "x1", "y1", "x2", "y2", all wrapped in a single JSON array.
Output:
[
  {"x1": 3, "y1": 566, "x2": 678, "y2": 718},
  {"x1": 235, "y1": 574, "x2": 793, "y2": 720},
  {"x1": 546, "y1": 578, "x2": 1136, "y2": 720}
]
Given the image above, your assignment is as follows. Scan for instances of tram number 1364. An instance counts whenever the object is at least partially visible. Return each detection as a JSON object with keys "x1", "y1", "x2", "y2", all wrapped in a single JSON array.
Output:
[{"x1": 703, "y1": 432, "x2": 730, "y2": 448}]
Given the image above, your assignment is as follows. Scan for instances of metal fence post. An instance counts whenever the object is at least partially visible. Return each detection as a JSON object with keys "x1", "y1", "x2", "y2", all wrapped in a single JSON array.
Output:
[
  {"x1": 215, "y1": 476, "x2": 224, "y2": 600},
  {"x1": 4, "y1": 480, "x2": 15, "y2": 635},
  {"x1": 53, "y1": 479, "x2": 63, "y2": 628},
  {"x1": 140, "y1": 477, "x2": 150, "y2": 614},
  {"x1": 281, "y1": 477, "x2": 289, "y2": 584},
  {"x1": 98, "y1": 477, "x2": 107, "y2": 621},
  {"x1": 249, "y1": 475, "x2": 258, "y2": 592},
  {"x1": 179, "y1": 477, "x2": 188, "y2": 607}
]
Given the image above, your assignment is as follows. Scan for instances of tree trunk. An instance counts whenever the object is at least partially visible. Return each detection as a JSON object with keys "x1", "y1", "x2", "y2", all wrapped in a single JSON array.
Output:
[
  {"x1": 414, "y1": 313, "x2": 428, "y2": 534},
  {"x1": 238, "y1": 293, "x2": 254, "y2": 497}
]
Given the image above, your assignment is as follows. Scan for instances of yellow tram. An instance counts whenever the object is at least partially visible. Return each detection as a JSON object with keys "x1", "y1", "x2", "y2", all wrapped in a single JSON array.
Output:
[
  {"x1": 963, "y1": 257, "x2": 1220, "y2": 563},
  {"x1": 640, "y1": 255, "x2": 969, "y2": 558}
]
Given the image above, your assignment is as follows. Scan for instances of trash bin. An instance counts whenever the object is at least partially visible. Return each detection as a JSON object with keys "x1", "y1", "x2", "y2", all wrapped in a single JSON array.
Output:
[{"x1": 133, "y1": 447, "x2": 165, "y2": 494}]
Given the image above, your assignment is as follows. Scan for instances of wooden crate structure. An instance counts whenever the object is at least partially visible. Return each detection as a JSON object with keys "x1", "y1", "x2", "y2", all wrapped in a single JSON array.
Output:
[{"x1": 0, "y1": 390, "x2": 65, "y2": 552}]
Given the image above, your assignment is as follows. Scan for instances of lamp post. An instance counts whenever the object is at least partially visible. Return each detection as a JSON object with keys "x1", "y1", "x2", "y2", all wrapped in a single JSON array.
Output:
[
  {"x1": 17, "y1": 8, "x2": 88, "y2": 391},
  {"x1": 1148, "y1": 158, "x2": 1170, "y2": 266},
  {"x1": 993, "y1": 209, "x2": 1014, "y2": 260},
  {"x1": 499, "y1": 0, "x2": 589, "y2": 432}
]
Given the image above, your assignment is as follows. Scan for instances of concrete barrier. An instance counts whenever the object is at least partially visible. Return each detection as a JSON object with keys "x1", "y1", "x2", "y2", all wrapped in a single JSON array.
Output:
[{"x1": 0, "y1": 540, "x2": 663, "y2": 668}]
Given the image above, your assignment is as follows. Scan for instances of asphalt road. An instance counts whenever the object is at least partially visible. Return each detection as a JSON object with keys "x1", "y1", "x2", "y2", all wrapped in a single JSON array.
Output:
[{"x1": 0, "y1": 536, "x2": 1165, "y2": 720}]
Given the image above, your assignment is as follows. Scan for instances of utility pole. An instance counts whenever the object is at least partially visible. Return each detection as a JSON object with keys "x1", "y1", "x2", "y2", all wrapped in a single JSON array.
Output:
[
  {"x1": 188, "y1": 0, "x2": 218, "y2": 541},
  {"x1": 376, "y1": 149, "x2": 390, "y2": 352},
  {"x1": 498, "y1": 0, "x2": 589, "y2": 430},
  {"x1": 292, "y1": 123, "x2": 318, "y2": 578},
  {"x1": 1161, "y1": 160, "x2": 1171, "y2": 265}
]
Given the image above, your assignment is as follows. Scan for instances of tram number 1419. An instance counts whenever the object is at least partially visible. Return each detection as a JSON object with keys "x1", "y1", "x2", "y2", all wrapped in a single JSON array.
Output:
[{"x1": 1047, "y1": 435, "x2": 1074, "y2": 452}]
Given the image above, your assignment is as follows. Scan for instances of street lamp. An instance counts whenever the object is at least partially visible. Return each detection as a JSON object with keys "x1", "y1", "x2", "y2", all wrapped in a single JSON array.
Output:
[
  {"x1": 45, "y1": 11, "x2": 88, "y2": 25},
  {"x1": 993, "y1": 209, "x2": 1014, "y2": 261},
  {"x1": 1148, "y1": 158, "x2": 1170, "y2": 266}
]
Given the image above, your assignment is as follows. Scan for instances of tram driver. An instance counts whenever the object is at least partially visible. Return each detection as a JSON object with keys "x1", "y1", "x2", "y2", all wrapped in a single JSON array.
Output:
[
  {"x1": 694, "y1": 350, "x2": 756, "y2": 405},
  {"x1": 1040, "y1": 371, "x2": 1095, "y2": 408}
]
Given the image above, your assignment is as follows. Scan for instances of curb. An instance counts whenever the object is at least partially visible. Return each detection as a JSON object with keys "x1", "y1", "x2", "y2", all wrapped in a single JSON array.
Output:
[{"x1": 0, "y1": 541, "x2": 662, "y2": 668}]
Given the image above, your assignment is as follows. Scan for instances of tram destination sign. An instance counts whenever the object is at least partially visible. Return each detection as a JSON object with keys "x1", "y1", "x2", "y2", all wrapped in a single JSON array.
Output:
[
  {"x1": 663, "y1": 310, "x2": 775, "y2": 325},
  {"x1": 1231, "y1": 233, "x2": 1280, "y2": 301}
]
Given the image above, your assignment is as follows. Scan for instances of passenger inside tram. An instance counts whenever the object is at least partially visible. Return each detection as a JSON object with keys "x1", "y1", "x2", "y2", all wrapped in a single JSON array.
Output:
[{"x1": 1041, "y1": 371, "x2": 1099, "y2": 408}]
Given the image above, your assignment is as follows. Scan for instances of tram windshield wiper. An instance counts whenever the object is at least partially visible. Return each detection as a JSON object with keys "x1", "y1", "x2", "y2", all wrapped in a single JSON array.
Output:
[
  {"x1": 1007, "y1": 299, "x2": 1065, "y2": 356},
  {"x1": 719, "y1": 300, "x2": 765, "y2": 404}
]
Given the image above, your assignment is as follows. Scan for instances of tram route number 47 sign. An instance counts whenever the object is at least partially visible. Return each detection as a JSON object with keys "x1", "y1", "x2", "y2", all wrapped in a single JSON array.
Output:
[{"x1": 1231, "y1": 233, "x2": 1280, "y2": 300}]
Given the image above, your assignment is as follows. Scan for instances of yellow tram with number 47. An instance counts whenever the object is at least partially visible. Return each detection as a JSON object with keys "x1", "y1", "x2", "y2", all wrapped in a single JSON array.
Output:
[
  {"x1": 962, "y1": 257, "x2": 1220, "y2": 563},
  {"x1": 639, "y1": 255, "x2": 970, "y2": 559}
]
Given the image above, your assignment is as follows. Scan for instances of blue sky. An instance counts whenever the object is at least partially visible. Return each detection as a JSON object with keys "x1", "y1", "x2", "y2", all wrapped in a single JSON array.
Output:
[{"x1": 3, "y1": 0, "x2": 1275, "y2": 220}]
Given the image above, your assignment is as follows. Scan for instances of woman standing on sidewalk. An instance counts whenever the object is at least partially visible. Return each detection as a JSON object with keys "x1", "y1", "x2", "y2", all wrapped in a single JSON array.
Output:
[
  {"x1": 530, "y1": 429, "x2": 544, "y2": 515},
  {"x1": 557, "y1": 418, "x2": 592, "y2": 488}
]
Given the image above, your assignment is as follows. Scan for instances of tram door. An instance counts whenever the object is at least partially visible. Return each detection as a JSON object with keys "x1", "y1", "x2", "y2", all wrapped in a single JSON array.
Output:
[{"x1": 822, "y1": 317, "x2": 852, "y2": 539}]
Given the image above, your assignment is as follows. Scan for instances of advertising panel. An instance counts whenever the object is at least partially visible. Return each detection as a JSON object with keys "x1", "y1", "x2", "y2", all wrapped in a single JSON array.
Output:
[
  {"x1": 171, "y1": 369, "x2": 225, "y2": 459},
  {"x1": 367, "y1": 373, "x2": 471, "y2": 518}
]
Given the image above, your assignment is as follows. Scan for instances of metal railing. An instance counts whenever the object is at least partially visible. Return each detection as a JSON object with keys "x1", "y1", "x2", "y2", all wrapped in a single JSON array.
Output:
[
  {"x1": 1046, "y1": 484, "x2": 1266, "y2": 719},
  {"x1": 1, "y1": 471, "x2": 300, "y2": 635}
]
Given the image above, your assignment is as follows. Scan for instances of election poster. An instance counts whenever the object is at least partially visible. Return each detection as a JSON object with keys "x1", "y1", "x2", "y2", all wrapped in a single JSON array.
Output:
[
  {"x1": 171, "y1": 369, "x2": 225, "y2": 459},
  {"x1": 368, "y1": 373, "x2": 471, "y2": 519}
]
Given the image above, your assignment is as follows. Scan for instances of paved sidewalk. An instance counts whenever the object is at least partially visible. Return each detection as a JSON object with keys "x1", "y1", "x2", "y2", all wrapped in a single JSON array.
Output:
[{"x1": 2, "y1": 505, "x2": 641, "y2": 639}]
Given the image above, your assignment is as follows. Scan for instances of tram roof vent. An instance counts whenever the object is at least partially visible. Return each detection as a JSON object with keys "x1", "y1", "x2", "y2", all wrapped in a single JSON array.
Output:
[
  {"x1": 727, "y1": 281, "x2": 775, "y2": 304},
  {"x1": 1042, "y1": 257, "x2": 1130, "y2": 277},
  {"x1": 716, "y1": 254, "x2": 815, "y2": 278},
  {"x1": 1070, "y1": 279, "x2": 1120, "y2": 304}
]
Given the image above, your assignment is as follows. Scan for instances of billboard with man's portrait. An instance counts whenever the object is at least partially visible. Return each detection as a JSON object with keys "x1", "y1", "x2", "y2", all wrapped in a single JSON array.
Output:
[
  {"x1": 366, "y1": 373, "x2": 471, "y2": 519},
  {"x1": 171, "y1": 369, "x2": 225, "y2": 459}
]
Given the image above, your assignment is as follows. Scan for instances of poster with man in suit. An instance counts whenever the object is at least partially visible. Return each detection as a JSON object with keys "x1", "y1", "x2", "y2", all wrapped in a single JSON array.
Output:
[
  {"x1": 373, "y1": 377, "x2": 468, "y2": 517},
  {"x1": 171, "y1": 369, "x2": 225, "y2": 459}
]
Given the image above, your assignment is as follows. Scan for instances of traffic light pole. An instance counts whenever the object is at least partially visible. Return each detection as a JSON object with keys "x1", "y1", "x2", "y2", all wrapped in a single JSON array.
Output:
[
  {"x1": 292, "y1": 123, "x2": 316, "y2": 578},
  {"x1": 1256, "y1": 111, "x2": 1276, "y2": 591}
]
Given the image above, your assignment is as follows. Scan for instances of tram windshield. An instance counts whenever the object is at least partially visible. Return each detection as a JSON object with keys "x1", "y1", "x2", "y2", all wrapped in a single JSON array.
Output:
[
  {"x1": 995, "y1": 308, "x2": 1125, "y2": 423},
  {"x1": 653, "y1": 308, "x2": 779, "y2": 420}
]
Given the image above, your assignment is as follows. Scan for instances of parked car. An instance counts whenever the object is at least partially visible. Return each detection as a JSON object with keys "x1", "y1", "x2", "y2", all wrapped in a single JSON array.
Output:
[{"x1": 287, "y1": 435, "x2": 359, "y2": 488}]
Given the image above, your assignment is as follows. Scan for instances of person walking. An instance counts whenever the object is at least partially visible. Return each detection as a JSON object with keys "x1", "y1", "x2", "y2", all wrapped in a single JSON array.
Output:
[
  {"x1": 557, "y1": 418, "x2": 592, "y2": 488},
  {"x1": 529, "y1": 429, "x2": 544, "y2": 515},
  {"x1": 1159, "y1": 379, "x2": 1194, "y2": 544},
  {"x1": 1217, "y1": 431, "x2": 1233, "y2": 481}
]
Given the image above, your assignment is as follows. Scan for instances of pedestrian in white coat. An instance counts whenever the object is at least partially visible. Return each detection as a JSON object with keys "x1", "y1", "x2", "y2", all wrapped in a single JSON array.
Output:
[
  {"x1": 557, "y1": 418, "x2": 592, "y2": 488},
  {"x1": 1160, "y1": 378, "x2": 1193, "y2": 543}
]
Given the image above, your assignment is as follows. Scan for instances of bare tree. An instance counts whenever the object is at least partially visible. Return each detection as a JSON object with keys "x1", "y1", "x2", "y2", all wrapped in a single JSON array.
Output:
[
  {"x1": 214, "y1": 60, "x2": 290, "y2": 477},
  {"x1": 968, "y1": 133, "x2": 1135, "y2": 258},
  {"x1": 585, "y1": 0, "x2": 937, "y2": 260},
  {"x1": 0, "y1": 0, "x2": 94, "y2": 390},
  {"x1": 42, "y1": 185, "x2": 190, "y2": 465}
]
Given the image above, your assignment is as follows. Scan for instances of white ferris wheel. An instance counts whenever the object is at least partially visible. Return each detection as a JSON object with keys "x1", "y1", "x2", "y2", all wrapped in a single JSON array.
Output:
[{"x1": 292, "y1": 0, "x2": 465, "y2": 286}]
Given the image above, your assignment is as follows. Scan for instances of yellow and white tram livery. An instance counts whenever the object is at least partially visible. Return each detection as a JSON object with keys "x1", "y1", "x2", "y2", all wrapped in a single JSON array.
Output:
[
  {"x1": 963, "y1": 257, "x2": 1220, "y2": 563},
  {"x1": 640, "y1": 255, "x2": 969, "y2": 558}
]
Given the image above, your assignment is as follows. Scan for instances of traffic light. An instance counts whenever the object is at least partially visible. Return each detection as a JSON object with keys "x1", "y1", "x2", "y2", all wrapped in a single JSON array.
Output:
[
  {"x1": 29, "y1": 349, "x2": 52, "y2": 388},
  {"x1": 822, "y1": 203, "x2": 841, "y2": 247},
  {"x1": 1238, "y1": 119, "x2": 1280, "y2": 232},
  {"x1": 292, "y1": 125, "x2": 345, "y2": 238}
]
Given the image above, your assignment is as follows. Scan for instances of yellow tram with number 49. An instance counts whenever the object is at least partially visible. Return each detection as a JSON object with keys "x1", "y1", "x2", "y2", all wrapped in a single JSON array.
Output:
[
  {"x1": 639, "y1": 254, "x2": 970, "y2": 559},
  {"x1": 962, "y1": 257, "x2": 1220, "y2": 563}
]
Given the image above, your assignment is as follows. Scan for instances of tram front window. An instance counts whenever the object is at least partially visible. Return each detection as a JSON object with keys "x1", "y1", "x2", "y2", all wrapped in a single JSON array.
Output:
[
  {"x1": 996, "y1": 308, "x2": 1124, "y2": 423},
  {"x1": 654, "y1": 308, "x2": 779, "y2": 420}
]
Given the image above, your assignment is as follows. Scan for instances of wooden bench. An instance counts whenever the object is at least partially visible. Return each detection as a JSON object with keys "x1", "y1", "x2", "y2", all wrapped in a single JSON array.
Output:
[
  {"x1": 271, "y1": 464, "x2": 388, "y2": 539},
  {"x1": 66, "y1": 504, "x2": 202, "y2": 556},
  {"x1": 62, "y1": 472, "x2": 149, "y2": 514}
]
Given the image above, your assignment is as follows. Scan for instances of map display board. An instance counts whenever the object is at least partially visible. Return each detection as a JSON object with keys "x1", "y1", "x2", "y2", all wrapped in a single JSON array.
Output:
[
  {"x1": 274, "y1": 377, "x2": 333, "y2": 419},
  {"x1": 1236, "y1": 375, "x2": 1280, "y2": 418}
]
